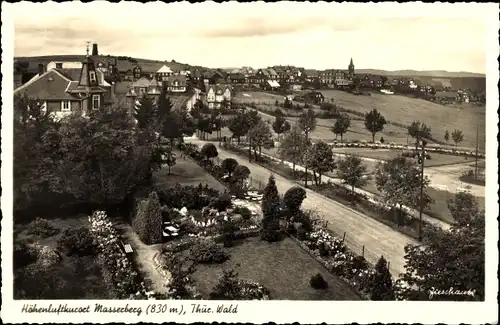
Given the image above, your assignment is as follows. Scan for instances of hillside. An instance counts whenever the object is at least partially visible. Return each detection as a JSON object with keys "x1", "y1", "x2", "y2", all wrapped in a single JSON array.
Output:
[
  {"x1": 14, "y1": 55, "x2": 193, "y2": 74},
  {"x1": 354, "y1": 69, "x2": 485, "y2": 78}
]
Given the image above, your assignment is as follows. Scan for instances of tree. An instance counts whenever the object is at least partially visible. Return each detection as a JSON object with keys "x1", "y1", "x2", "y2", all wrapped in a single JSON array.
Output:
[
  {"x1": 132, "y1": 191, "x2": 163, "y2": 245},
  {"x1": 297, "y1": 108, "x2": 317, "y2": 137},
  {"x1": 444, "y1": 129, "x2": 450, "y2": 146},
  {"x1": 272, "y1": 115, "x2": 291, "y2": 140},
  {"x1": 232, "y1": 165, "x2": 251, "y2": 190},
  {"x1": 305, "y1": 141, "x2": 336, "y2": 185},
  {"x1": 371, "y1": 256, "x2": 395, "y2": 301},
  {"x1": 13, "y1": 94, "x2": 62, "y2": 211},
  {"x1": 283, "y1": 186, "x2": 307, "y2": 226},
  {"x1": 397, "y1": 191, "x2": 484, "y2": 301},
  {"x1": 191, "y1": 99, "x2": 206, "y2": 119},
  {"x1": 277, "y1": 124, "x2": 310, "y2": 176},
  {"x1": 134, "y1": 94, "x2": 156, "y2": 129},
  {"x1": 407, "y1": 120, "x2": 431, "y2": 150},
  {"x1": 228, "y1": 112, "x2": 252, "y2": 144},
  {"x1": 260, "y1": 175, "x2": 282, "y2": 242},
  {"x1": 210, "y1": 110, "x2": 224, "y2": 141},
  {"x1": 53, "y1": 105, "x2": 158, "y2": 207},
  {"x1": 162, "y1": 147, "x2": 176, "y2": 175},
  {"x1": 197, "y1": 116, "x2": 212, "y2": 140},
  {"x1": 451, "y1": 129, "x2": 464, "y2": 149},
  {"x1": 200, "y1": 143, "x2": 218, "y2": 165},
  {"x1": 337, "y1": 155, "x2": 368, "y2": 194},
  {"x1": 331, "y1": 113, "x2": 351, "y2": 141},
  {"x1": 364, "y1": 109, "x2": 387, "y2": 143},
  {"x1": 220, "y1": 98, "x2": 230, "y2": 111},
  {"x1": 247, "y1": 120, "x2": 273, "y2": 160},
  {"x1": 375, "y1": 157, "x2": 434, "y2": 219},
  {"x1": 221, "y1": 158, "x2": 238, "y2": 178}
]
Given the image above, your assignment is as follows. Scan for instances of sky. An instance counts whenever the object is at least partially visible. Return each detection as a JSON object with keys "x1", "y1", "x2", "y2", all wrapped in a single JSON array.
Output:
[{"x1": 8, "y1": 2, "x2": 490, "y2": 73}]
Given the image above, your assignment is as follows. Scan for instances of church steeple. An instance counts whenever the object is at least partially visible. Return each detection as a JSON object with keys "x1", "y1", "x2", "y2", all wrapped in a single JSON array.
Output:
[{"x1": 348, "y1": 57, "x2": 355, "y2": 76}]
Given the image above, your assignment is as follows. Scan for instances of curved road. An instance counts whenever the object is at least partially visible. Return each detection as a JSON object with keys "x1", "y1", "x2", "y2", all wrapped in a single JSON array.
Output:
[{"x1": 189, "y1": 138, "x2": 414, "y2": 277}]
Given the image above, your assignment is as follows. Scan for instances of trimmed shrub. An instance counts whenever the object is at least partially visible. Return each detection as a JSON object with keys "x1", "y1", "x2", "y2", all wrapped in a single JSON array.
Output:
[
  {"x1": 233, "y1": 206, "x2": 252, "y2": 220},
  {"x1": 283, "y1": 186, "x2": 307, "y2": 215},
  {"x1": 57, "y1": 227, "x2": 97, "y2": 257},
  {"x1": 211, "y1": 192, "x2": 233, "y2": 212},
  {"x1": 190, "y1": 238, "x2": 229, "y2": 264},
  {"x1": 132, "y1": 191, "x2": 163, "y2": 245},
  {"x1": 26, "y1": 218, "x2": 60, "y2": 238},
  {"x1": 210, "y1": 268, "x2": 270, "y2": 300},
  {"x1": 310, "y1": 273, "x2": 328, "y2": 289},
  {"x1": 200, "y1": 143, "x2": 218, "y2": 164},
  {"x1": 221, "y1": 158, "x2": 239, "y2": 177}
]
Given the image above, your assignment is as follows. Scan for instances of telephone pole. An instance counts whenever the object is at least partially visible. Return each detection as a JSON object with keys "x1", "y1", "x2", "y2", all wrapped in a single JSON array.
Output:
[
  {"x1": 418, "y1": 139, "x2": 427, "y2": 242},
  {"x1": 474, "y1": 121, "x2": 479, "y2": 180}
]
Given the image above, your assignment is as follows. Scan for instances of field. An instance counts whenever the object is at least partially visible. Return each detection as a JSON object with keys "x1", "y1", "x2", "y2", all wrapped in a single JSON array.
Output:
[
  {"x1": 362, "y1": 180, "x2": 485, "y2": 224},
  {"x1": 192, "y1": 236, "x2": 361, "y2": 300},
  {"x1": 233, "y1": 90, "x2": 485, "y2": 151},
  {"x1": 318, "y1": 89, "x2": 485, "y2": 151},
  {"x1": 234, "y1": 91, "x2": 408, "y2": 143},
  {"x1": 14, "y1": 216, "x2": 112, "y2": 299},
  {"x1": 153, "y1": 150, "x2": 227, "y2": 192}
]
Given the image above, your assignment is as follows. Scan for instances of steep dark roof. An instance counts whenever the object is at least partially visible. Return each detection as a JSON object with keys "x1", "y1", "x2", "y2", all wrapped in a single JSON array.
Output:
[{"x1": 14, "y1": 70, "x2": 78, "y2": 100}]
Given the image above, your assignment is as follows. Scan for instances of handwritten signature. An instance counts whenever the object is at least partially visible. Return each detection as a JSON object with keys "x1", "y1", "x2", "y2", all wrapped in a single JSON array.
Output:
[{"x1": 429, "y1": 287, "x2": 476, "y2": 300}]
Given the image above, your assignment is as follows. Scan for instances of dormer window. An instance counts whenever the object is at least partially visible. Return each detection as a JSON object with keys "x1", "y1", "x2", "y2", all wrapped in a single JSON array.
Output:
[{"x1": 89, "y1": 71, "x2": 97, "y2": 83}]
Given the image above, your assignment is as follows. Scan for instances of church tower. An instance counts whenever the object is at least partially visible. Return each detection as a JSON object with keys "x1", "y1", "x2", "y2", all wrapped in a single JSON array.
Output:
[{"x1": 348, "y1": 58, "x2": 355, "y2": 77}]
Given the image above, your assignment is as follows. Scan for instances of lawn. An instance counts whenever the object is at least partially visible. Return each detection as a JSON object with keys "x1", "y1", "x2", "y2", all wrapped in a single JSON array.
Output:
[
  {"x1": 361, "y1": 179, "x2": 485, "y2": 224},
  {"x1": 14, "y1": 216, "x2": 113, "y2": 299},
  {"x1": 234, "y1": 91, "x2": 418, "y2": 144},
  {"x1": 153, "y1": 150, "x2": 227, "y2": 192},
  {"x1": 318, "y1": 89, "x2": 485, "y2": 151},
  {"x1": 192, "y1": 236, "x2": 361, "y2": 300}
]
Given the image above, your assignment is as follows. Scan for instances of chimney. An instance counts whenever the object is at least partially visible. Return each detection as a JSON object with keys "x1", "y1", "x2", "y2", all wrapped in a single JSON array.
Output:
[
  {"x1": 56, "y1": 62, "x2": 63, "y2": 69},
  {"x1": 14, "y1": 72, "x2": 23, "y2": 90},
  {"x1": 38, "y1": 63, "x2": 45, "y2": 75},
  {"x1": 92, "y1": 43, "x2": 98, "y2": 56}
]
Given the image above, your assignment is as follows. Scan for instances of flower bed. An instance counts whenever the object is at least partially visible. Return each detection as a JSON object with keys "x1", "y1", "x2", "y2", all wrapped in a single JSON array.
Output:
[
  {"x1": 291, "y1": 226, "x2": 375, "y2": 299},
  {"x1": 88, "y1": 210, "x2": 162, "y2": 300}
]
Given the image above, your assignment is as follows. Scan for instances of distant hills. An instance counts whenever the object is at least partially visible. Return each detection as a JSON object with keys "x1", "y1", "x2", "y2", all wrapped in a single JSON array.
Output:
[
  {"x1": 353, "y1": 69, "x2": 485, "y2": 78},
  {"x1": 15, "y1": 55, "x2": 485, "y2": 80}
]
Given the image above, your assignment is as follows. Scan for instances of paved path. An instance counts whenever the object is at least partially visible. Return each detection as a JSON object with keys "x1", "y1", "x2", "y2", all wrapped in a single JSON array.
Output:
[
  {"x1": 115, "y1": 222, "x2": 169, "y2": 295},
  {"x1": 235, "y1": 144, "x2": 451, "y2": 230},
  {"x1": 188, "y1": 139, "x2": 413, "y2": 277}
]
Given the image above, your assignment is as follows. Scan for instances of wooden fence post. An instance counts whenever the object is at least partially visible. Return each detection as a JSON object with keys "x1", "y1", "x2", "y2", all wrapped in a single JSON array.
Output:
[
  {"x1": 387, "y1": 261, "x2": 391, "y2": 270},
  {"x1": 342, "y1": 232, "x2": 346, "y2": 244},
  {"x1": 362, "y1": 245, "x2": 365, "y2": 258}
]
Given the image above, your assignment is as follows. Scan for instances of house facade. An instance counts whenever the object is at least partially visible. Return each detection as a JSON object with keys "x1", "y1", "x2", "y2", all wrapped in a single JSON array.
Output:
[
  {"x1": 206, "y1": 84, "x2": 231, "y2": 109},
  {"x1": 166, "y1": 75, "x2": 187, "y2": 93},
  {"x1": 155, "y1": 65, "x2": 174, "y2": 82},
  {"x1": 14, "y1": 56, "x2": 112, "y2": 119}
]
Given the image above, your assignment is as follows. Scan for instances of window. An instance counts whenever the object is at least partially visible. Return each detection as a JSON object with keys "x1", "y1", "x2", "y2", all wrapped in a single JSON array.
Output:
[
  {"x1": 92, "y1": 94, "x2": 100, "y2": 110},
  {"x1": 89, "y1": 71, "x2": 97, "y2": 83},
  {"x1": 61, "y1": 101, "x2": 71, "y2": 111}
]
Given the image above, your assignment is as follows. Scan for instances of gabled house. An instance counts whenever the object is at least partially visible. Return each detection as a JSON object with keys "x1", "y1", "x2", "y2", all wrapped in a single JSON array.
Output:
[
  {"x1": 155, "y1": 65, "x2": 174, "y2": 82},
  {"x1": 206, "y1": 84, "x2": 231, "y2": 109},
  {"x1": 166, "y1": 74, "x2": 187, "y2": 93},
  {"x1": 191, "y1": 69, "x2": 203, "y2": 82},
  {"x1": 14, "y1": 55, "x2": 112, "y2": 119},
  {"x1": 255, "y1": 69, "x2": 271, "y2": 84},
  {"x1": 266, "y1": 68, "x2": 279, "y2": 80},
  {"x1": 320, "y1": 69, "x2": 336, "y2": 85},
  {"x1": 302, "y1": 91, "x2": 324, "y2": 104},
  {"x1": 133, "y1": 65, "x2": 142, "y2": 80},
  {"x1": 229, "y1": 73, "x2": 246, "y2": 85}
]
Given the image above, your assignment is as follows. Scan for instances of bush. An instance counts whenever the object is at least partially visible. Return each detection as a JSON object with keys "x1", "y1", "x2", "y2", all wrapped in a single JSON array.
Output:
[
  {"x1": 132, "y1": 191, "x2": 163, "y2": 245},
  {"x1": 210, "y1": 268, "x2": 270, "y2": 300},
  {"x1": 221, "y1": 158, "x2": 238, "y2": 177},
  {"x1": 14, "y1": 242, "x2": 38, "y2": 269},
  {"x1": 273, "y1": 108, "x2": 285, "y2": 117},
  {"x1": 283, "y1": 186, "x2": 307, "y2": 215},
  {"x1": 25, "y1": 218, "x2": 60, "y2": 238},
  {"x1": 190, "y1": 238, "x2": 229, "y2": 264},
  {"x1": 380, "y1": 136, "x2": 385, "y2": 143},
  {"x1": 310, "y1": 273, "x2": 328, "y2": 289},
  {"x1": 211, "y1": 192, "x2": 233, "y2": 212},
  {"x1": 57, "y1": 227, "x2": 97, "y2": 257},
  {"x1": 179, "y1": 220, "x2": 199, "y2": 235},
  {"x1": 157, "y1": 183, "x2": 219, "y2": 210},
  {"x1": 233, "y1": 206, "x2": 252, "y2": 220},
  {"x1": 200, "y1": 143, "x2": 218, "y2": 163}
]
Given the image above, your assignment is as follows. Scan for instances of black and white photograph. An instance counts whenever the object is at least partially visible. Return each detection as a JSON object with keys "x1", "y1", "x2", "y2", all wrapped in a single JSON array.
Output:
[{"x1": 1, "y1": 1, "x2": 498, "y2": 324}]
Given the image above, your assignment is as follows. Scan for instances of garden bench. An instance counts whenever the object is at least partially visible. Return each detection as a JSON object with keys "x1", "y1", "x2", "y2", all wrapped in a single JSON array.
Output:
[{"x1": 123, "y1": 243, "x2": 134, "y2": 254}]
